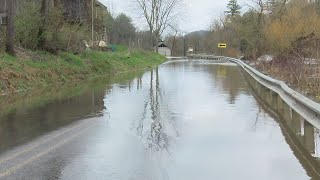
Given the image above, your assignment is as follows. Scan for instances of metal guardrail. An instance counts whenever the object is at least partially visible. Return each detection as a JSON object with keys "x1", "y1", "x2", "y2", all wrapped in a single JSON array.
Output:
[
  {"x1": 188, "y1": 54, "x2": 225, "y2": 60},
  {"x1": 188, "y1": 54, "x2": 320, "y2": 129}
]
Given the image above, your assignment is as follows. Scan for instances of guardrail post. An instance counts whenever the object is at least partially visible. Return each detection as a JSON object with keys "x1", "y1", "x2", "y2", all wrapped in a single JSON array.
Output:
[
  {"x1": 265, "y1": 89, "x2": 272, "y2": 105},
  {"x1": 271, "y1": 91, "x2": 278, "y2": 110},
  {"x1": 277, "y1": 96, "x2": 284, "y2": 113},
  {"x1": 283, "y1": 102, "x2": 292, "y2": 123},
  {"x1": 291, "y1": 110, "x2": 301, "y2": 135},
  {"x1": 304, "y1": 122, "x2": 315, "y2": 155},
  {"x1": 260, "y1": 84, "x2": 264, "y2": 96},
  {"x1": 252, "y1": 76, "x2": 256, "y2": 89},
  {"x1": 260, "y1": 85, "x2": 267, "y2": 100},
  {"x1": 256, "y1": 83, "x2": 261, "y2": 94}
]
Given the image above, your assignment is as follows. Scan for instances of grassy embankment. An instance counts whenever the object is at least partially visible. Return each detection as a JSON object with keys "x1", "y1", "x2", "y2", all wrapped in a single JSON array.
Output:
[{"x1": 0, "y1": 46, "x2": 166, "y2": 95}]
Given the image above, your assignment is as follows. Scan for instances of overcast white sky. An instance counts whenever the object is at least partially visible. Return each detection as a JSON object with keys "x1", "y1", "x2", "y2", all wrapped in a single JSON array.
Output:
[{"x1": 100, "y1": 0, "x2": 248, "y2": 33}]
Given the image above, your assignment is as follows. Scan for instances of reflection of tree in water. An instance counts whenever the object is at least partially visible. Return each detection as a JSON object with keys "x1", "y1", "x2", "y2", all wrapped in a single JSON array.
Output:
[
  {"x1": 165, "y1": 61, "x2": 250, "y2": 105},
  {"x1": 113, "y1": 71, "x2": 172, "y2": 153},
  {"x1": 314, "y1": 129, "x2": 320, "y2": 158},
  {"x1": 151, "y1": 69, "x2": 170, "y2": 152},
  {"x1": 132, "y1": 71, "x2": 172, "y2": 180},
  {"x1": 134, "y1": 68, "x2": 177, "y2": 153},
  {"x1": 134, "y1": 74, "x2": 149, "y2": 139},
  {"x1": 135, "y1": 63, "x2": 248, "y2": 150},
  {"x1": 148, "y1": 69, "x2": 169, "y2": 151},
  {"x1": 217, "y1": 66, "x2": 244, "y2": 104},
  {"x1": 137, "y1": 76, "x2": 143, "y2": 90},
  {"x1": 196, "y1": 64, "x2": 248, "y2": 104}
]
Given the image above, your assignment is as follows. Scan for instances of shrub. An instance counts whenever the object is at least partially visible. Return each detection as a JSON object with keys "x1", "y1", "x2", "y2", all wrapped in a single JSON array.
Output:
[{"x1": 15, "y1": 3, "x2": 42, "y2": 49}]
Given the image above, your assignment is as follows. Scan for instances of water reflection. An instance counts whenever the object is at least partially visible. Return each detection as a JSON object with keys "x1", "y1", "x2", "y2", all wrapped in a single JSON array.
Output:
[
  {"x1": 0, "y1": 86, "x2": 105, "y2": 153},
  {"x1": 244, "y1": 71, "x2": 320, "y2": 179},
  {"x1": 0, "y1": 71, "x2": 146, "y2": 154},
  {"x1": 98, "y1": 60, "x2": 312, "y2": 179},
  {"x1": 0, "y1": 60, "x2": 319, "y2": 180},
  {"x1": 164, "y1": 61, "x2": 249, "y2": 105},
  {"x1": 131, "y1": 68, "x2": 172, "y2": 153},
  {"x1": 315, "y1": 129, "x2": 320, "y2": 158},
  {"x1": 130, "y1": 62, "x2": 250, "y2": 153},
  {"x1": 207, "y1": 64, "x2": 249, "y2": 104}
]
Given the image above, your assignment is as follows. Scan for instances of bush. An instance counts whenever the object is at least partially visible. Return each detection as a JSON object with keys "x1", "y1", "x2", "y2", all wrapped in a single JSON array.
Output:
[
  {"x1": 15, "y1": 3, "x2": 42, "y2": 49},
  {"x1": 14, "y1": 2, "x2": 90, "y2": 54},
  {"x1": 59, "y1": 23, "x2": 90, "y2": 53}
]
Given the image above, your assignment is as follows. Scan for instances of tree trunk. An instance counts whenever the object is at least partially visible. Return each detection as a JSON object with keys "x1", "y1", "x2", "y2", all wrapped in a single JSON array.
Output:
[
  {"x1": 38, "y1": 0, "x2": 49, "y2": 50},
  {"x1": 53, "y1": 0, "x2": 61, "y2": 7},
  {"x1": 155, "y1": 31, "x2": 160, "y2": 53},
  {"x1": 6, "y1": 0, "x2": 15, "y2": 56},
  {"x1": 171, "y1": 37, "x2": 176, "y2": 56},
  {"x1": 150, "y1": 30, "x2": 154, "y2": 51},
  {"x1": 170, "y1": 29, "x2": 178, "y2": 56}
]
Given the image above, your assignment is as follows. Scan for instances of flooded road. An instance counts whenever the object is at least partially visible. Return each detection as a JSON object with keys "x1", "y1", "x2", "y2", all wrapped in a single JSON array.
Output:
[{"x1": 0, "y1": 60, "x2": 319, "y2": 179}]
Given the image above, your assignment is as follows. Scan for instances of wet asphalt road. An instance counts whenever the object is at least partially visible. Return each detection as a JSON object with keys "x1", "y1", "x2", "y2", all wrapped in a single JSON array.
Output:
[{"x1": 0, "y1": 60, "x2": 317, "y2": 180}]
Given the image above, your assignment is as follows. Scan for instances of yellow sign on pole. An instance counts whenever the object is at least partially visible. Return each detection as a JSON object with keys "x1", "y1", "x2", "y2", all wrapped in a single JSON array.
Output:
[{"x1": 218, "y1": 43, "x2": 227, "y2": 48}]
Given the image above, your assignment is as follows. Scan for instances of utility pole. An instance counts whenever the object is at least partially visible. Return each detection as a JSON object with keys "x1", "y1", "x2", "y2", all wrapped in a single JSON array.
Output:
[
  {"x1": 183, "y1": 35, "x2": 186, "y2": 57},
  {"x1": 91, "y1": 0, "x2": 94, "y2": 47},
  {"x1": 6, "y1": 0, "x2": 15, "y2": 56}
]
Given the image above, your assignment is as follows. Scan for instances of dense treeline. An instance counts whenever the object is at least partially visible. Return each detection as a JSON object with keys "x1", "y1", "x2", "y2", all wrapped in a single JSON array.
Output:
[
  {"x1": 164, "y1": 0, "x2": 320, "y2": 98},
  {"x1": 212, "y1": 0, "x2": 320, "y2": 99},
  {"x1": 165, "y1": 0, "x2": 320, "y2": 60},
  {"x1": 210, "y1": 0, "x2": 320, "y2": 60}
]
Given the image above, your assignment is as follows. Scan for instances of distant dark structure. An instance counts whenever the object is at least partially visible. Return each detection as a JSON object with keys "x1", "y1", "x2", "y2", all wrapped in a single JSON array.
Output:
[
  {"x1": 60, "y1": 0, "x2": 90, "y2": 23},
  {"x1": 0, "y1": 0, "x2": 6, "y2": 25},
  {"x1": 60, "y1": 0, "x2": 108, "y2": 24},
  {"x1": 0, "y1": 0, "x2": 107, "y2": 24}
]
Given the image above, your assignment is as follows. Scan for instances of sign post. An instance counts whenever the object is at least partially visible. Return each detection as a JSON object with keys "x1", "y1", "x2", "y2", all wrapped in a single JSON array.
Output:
[
  {"x1": 218, "y1": 43, "x2": 227, "y2": 48},
  {"x1": 218, "y1": 43, "x2": 227, "y2": 56}
]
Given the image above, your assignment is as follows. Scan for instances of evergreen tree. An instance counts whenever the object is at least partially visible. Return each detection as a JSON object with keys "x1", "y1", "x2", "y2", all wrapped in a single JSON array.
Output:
[
  {"x1": 227, "y1": 0, "x2": 241, "y2": 17},
  {"x1": 112, "y1": 13, "x2": 136, "y2": 45}
]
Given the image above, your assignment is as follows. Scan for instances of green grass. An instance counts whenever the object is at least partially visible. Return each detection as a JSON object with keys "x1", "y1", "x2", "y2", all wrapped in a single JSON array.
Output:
[{"x1": 0, "y1": 47, "x2": 166, "y2": 94}]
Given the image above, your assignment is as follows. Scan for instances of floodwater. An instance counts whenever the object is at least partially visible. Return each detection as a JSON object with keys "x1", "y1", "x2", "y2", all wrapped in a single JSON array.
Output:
[{"x1": 0, "y1": 60, "x2": 319, "y2": 180}]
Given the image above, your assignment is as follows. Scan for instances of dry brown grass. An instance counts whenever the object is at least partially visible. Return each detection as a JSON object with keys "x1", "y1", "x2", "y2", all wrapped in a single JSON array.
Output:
[{"x1": 256, "y1": 60, "x2": 320, "y2": 102}]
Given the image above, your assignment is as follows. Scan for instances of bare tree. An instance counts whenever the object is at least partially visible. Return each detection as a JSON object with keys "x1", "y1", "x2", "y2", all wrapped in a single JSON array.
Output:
[
  {"x1": 244, "y1": 0, "x2": 265, "y2": 60},
  {"x1": 6, "y1": 0, "x2": 15, "y2": 56},
  {"x1": 167, "y1": 24, "x2": 179, "y2": 56},
  {"x1": 134, "y1": 0, "x2": 183, "y2": 52},
  {"x1": 38, "y1": 0, "x2": 49, "y2": 50}
]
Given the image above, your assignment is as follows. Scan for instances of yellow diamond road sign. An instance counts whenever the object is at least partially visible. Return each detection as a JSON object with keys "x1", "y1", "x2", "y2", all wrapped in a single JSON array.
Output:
[{"x1": 218, "y1": 43, "x2": 227, "y2": 48}]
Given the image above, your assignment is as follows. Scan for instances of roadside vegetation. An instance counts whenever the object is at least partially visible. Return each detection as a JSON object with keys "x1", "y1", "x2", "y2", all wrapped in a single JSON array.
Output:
[
  {"x1": 0, "y1": 1, "x2": 166, "y2": 95},
  {"x1": 0, "y1": 47, "x2": 165, "y2": 95}
]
